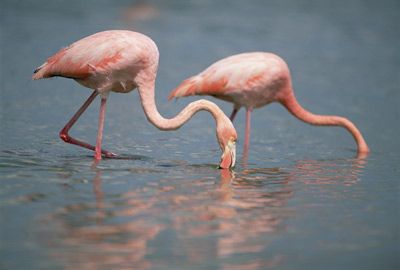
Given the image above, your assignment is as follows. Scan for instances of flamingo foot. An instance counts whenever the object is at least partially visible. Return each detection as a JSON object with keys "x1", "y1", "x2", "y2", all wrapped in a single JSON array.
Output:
[{"x1": 103, "y1": 150, "x2": 118, "y2": 158}]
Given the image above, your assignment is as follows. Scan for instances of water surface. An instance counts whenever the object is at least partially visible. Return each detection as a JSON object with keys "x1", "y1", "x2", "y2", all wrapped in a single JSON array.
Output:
[{"x1": 1, "y1": 1, "x2": 399, "y2": 269}]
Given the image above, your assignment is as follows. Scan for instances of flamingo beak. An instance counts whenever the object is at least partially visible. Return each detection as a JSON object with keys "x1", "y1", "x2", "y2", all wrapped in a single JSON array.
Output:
[{"x1": 219, "y1": 140, "x2": 236, "y2": 169}]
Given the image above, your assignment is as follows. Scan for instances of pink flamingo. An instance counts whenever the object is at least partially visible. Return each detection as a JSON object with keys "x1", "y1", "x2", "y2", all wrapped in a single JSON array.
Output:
[
  {"x1": 169, "y1": 52, "x2": 369, "y2": 156},
  {"x1": 33, "y1": 30, "x2": 237, "y2": 169}
]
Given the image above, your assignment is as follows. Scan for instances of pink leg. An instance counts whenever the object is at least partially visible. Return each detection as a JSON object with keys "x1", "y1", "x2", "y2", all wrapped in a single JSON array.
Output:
[
  {"x1": 243, "y1": 107, "x2": 253, "y2": 159},
  {"x1": 94, "y1": 97, "x2": 107, "y2": 160},
  {"x1": 59, "y1": 90, "x2": 116, "y2": 158},
  {"x1": 229, "y1": 107, "x2": 240, "y2": 121}
]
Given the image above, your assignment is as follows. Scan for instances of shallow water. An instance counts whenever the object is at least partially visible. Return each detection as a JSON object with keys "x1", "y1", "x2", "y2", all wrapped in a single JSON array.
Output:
[{"x1": 1, "y1": 1, "x2": 399, "y2": 269}]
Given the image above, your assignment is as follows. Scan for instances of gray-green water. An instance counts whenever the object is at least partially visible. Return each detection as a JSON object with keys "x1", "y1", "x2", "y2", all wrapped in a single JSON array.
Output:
[{"x1": 1, "y1": 1, "x2": 399, "y2": 269}]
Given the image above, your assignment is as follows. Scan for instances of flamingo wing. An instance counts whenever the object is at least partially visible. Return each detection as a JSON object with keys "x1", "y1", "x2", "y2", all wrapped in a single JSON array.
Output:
[
  {"x1": 32, "y1": 31, "x2": 147, "y2": 80},
  {"x1": 168, "y1": 53, "x2": 269, "y2": 100}
]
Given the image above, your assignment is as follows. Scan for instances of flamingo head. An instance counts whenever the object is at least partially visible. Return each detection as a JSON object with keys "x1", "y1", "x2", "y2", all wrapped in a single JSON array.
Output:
[{"x1": 216, "y1": 117, "x2": 237, "y2": 169}]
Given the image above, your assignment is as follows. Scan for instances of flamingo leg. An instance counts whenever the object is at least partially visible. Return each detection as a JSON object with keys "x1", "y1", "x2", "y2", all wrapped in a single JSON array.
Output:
[
  {"x1": 94, "y1": 96, "x2": 107, "y2": 160},
  {"x1": 59, "y1": 90, "x2": 116, "y2": 158},
  {"x1": 243, "y1": 107, "x2": 253, "y2": 154},
  {"x1": 229, "y1": 107, "x2": 240, "y2": 121}
]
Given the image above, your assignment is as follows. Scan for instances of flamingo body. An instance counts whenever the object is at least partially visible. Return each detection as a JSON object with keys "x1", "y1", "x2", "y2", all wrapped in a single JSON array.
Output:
[
  {"x1": 33, "y1": 30, "x2": 158, "y2": 94},
  {"x1": 33, "y1": 30, "x2": 237, "y2": 168},
  {"x1": 169, "y1": 52, "x2": 369, "y2": 155},
  {"x1": 169, "y1": 52, "x2": 289, "y2": 109}
]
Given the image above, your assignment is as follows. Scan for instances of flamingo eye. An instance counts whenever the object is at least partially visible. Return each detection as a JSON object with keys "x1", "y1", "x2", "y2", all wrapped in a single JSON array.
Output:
[{"x1": 228, "y1": 138, "x2": 236, "y2": 146}]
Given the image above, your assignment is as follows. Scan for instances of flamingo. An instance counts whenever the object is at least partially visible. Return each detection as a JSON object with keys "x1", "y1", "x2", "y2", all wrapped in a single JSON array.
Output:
[
  {"x1": 32, "y1": 30, "x2": 237, "y2": 169},
  {"x1": 169, "y1": 52, "x2": 369, "y2": 156}
]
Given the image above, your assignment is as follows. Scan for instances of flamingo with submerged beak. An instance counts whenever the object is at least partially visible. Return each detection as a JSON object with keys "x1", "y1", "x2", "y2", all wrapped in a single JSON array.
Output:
[
  {"x1": 169, "y1": 52, "x2": 369, "y2": 156},
  {"x1": 33, "y1": 30, "x2": 237, "y2": 169}
]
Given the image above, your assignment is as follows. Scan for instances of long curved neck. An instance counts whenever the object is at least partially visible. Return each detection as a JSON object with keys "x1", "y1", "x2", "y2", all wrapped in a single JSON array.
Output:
[
  {"x1": 280, "y1": 90, "x2": 369, "y2": 154},
  {"x1": 137, "y1": 82, "x2": 225, "y2": 130}
]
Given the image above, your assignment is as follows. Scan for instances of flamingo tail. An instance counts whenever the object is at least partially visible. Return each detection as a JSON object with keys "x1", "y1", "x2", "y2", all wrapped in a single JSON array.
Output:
[
  {"x1": 32, "y1": 62, "x2": 50, "y2": 80},
  {"x1": 168, "y1": 77, "x2": 199, "y2": 100}
]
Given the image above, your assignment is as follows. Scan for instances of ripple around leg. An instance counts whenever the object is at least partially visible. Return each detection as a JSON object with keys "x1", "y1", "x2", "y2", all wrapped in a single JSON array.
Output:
[{"x1": 102, "y1": 154, "x2": 152, "y2": 161}]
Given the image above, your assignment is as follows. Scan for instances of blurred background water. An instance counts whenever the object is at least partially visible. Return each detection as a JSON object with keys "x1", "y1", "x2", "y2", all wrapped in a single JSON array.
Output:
[{"x1": 1, "y1": 0, "x2": 399, "y2": 269}]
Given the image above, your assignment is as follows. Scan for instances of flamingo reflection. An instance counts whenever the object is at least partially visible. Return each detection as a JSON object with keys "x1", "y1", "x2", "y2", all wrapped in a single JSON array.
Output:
[{"x1": 43, "y1": 156, "x2": 366, "y2": 270}]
